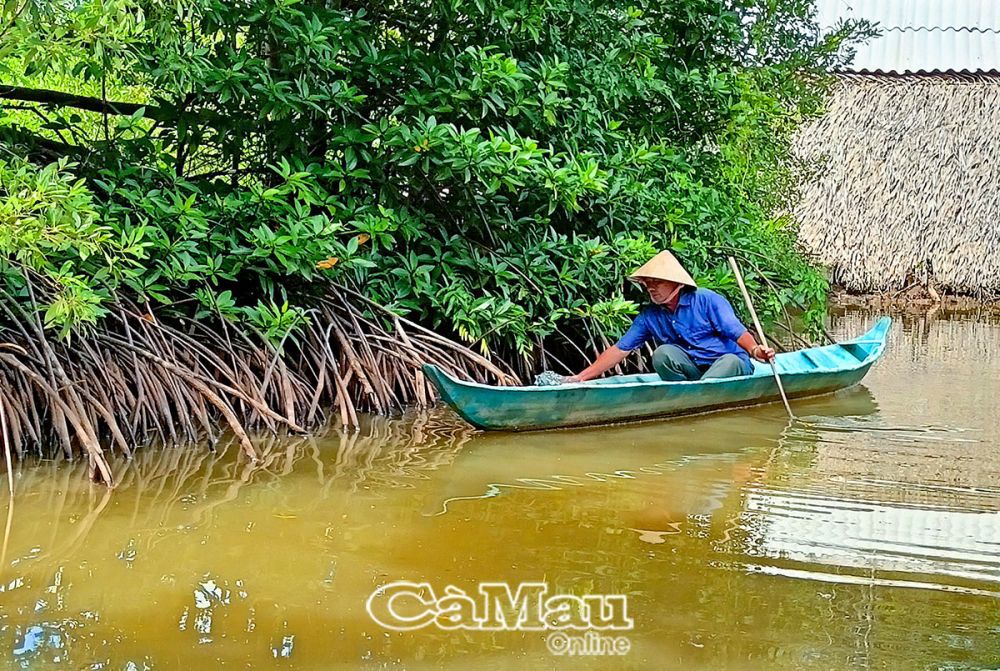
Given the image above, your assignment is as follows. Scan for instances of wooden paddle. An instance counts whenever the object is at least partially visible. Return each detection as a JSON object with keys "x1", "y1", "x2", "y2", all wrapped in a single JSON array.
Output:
[{"x1": 727, "y1": 257, "x2": 795, "y2": 419}]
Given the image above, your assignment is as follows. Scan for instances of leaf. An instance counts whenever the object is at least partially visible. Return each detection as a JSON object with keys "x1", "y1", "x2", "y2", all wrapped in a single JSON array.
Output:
[{"x1": 316, "y1": 257, "x2": 339, "y2": 270}]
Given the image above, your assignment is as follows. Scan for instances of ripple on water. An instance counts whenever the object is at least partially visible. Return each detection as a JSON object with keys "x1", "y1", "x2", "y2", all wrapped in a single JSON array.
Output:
[{"x1": 737, "y1": 411, "x2": 1000, "y2": 596}]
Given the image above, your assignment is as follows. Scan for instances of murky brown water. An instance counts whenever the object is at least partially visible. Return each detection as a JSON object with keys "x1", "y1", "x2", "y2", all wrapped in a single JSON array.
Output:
[{"x1": 1, "y1": 309, "x2": 1000, "y2": 670}]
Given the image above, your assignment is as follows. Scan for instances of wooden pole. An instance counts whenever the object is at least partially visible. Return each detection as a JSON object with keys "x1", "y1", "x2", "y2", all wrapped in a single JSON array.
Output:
[{"x1": 727, "y1": 257, "x2": 795, "y2": 419}]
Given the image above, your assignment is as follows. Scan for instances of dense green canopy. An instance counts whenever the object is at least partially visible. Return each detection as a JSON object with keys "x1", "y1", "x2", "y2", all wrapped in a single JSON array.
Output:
[{"x1": 0, "y1": 0, "x2": 869, "y2": 366}]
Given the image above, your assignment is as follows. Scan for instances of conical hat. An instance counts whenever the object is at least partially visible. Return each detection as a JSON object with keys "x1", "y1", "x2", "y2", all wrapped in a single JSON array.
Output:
[{"x1": 627, "y1": 250, "x2": 697, "y2": 287}]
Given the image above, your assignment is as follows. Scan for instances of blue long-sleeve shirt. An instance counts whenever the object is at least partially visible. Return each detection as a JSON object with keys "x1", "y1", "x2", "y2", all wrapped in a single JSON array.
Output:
[{"x1": 615, "y1": 288, "x2": 752, "y2": 368}]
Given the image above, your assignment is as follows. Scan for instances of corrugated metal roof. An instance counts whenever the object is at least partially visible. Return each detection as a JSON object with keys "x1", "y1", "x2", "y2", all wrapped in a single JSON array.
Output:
[
  {"x1": 817, "y1": 0, "x2": 1000, "y2": 32},
  {"x1": 844, "y1": 29, "x2": 1000, "y2": 73},
  {"x1": 816, "y1": 0, "x2": 1000, "y2": 74}
]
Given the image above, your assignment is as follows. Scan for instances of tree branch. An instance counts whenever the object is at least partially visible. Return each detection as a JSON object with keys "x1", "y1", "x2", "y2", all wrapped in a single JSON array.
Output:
[
  {"x1": 0, "y1": 85, "x2": 225, "y2": 127},
  {"x1": 0, "y1": 84, "x2": 157, "y2": 119},
  {"x1": 0, "y1": 124, "x2": 85, "y2": 163}
]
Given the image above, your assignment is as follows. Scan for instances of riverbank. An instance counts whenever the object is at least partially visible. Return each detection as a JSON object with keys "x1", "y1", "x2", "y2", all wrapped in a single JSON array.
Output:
[
  {"x1": 830, "y1": 286, "x2": 1000, "y2": 314},
  {"x1": 0, "y1": 284, "x2": 513, "y2": 486},
  {"x1": 0, "y1": 0, "x2": 866, "y2": 481}
]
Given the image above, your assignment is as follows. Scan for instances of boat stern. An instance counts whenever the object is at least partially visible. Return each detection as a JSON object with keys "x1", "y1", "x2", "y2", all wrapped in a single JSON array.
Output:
[{"x1": 422, "y1": 364, "x2": 493, "y2": 430}]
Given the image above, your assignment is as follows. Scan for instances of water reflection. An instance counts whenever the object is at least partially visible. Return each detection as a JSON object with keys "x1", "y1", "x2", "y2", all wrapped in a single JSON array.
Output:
[
  {"x1": 0, "y1": 412, "x2": 480, "y2": 669},
  {"x1": 0, "y1": 309, "x2": 997, "y2": 669},
  {"x1": 432, "y1": 387, "x2": 877, "y2": 511},
  {"x1": 736, "y1": 406, "x2": 1000, "y2": 595}
]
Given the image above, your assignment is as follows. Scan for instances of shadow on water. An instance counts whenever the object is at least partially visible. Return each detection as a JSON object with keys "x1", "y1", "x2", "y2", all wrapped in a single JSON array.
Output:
[{"x1": 421, "y1": 375, "x2": 1000, "y2": 601}]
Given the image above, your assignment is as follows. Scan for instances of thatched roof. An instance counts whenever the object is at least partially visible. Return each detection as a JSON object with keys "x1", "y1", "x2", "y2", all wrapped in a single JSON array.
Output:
[{"x1": 792, "y1": 75, "x2": 1000, "y2": 296}]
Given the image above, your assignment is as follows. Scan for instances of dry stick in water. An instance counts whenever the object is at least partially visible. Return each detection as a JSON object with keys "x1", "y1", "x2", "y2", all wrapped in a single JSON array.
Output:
[
  {"x1": 0, "y1": 272, "x2": 522, "y2": 459},
  {"x1": 139, "y1": 310, "x2": 281, "y2": 430},
  {"x1": 256, "y1": 327, "x2": 298, "y2": 422},
  {"x1": 328, "y1": 317, "x2": 383, "y2": 413},
  {"x1": 79, "y1": 341, "x2": 135, "y2": 457},
  {"x1": 2, "y1": 385, "x2": 28, "y2": 454},
  {"x1": 331, "y1": 357, "x2": 359, "y2": 428},
  {"x1": 0, "y1": 292, "x2": 73, "y2": 459},
  {"x1": 0, "y1": 492, "x2": 11, "y2": 578},
  {"x1": 328, "y1": 295, "x2": 398, "y2": 409},
  {"x1": 184, "y1": 377, "x2": 259, "y2": 462},
  {"x1": 305, "y1": 324, "x2": 333, "y2": 424},
  {"x1": 315, "y1": 323, "x2": 355, "y2": 427},
  {"x1": 727, "y1": 257, "x2": 795, "y2": 420},
  {"x1": 22, "y1": 275, "x2": 113, "y2": 481},
  {"x1": 98, "y1": 333, "x2": 305, "y2": 432},
  {"x1": 1, "y1": 395, "x2": 12, "y2": 497},
  {"x1": 340, "y1": 299, "x2": 398, "y2": 407}
]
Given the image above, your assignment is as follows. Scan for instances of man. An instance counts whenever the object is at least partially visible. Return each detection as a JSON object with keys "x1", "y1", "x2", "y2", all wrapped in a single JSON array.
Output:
[{"x1": 567, "y1": 250, "x2": 774, "y2": 383}]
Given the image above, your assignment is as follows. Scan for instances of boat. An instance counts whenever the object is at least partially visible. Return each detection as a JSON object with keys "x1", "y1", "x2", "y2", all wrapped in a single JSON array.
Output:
[{"x1": 423, "y1": 317, "x2": 891, "y2": 431}]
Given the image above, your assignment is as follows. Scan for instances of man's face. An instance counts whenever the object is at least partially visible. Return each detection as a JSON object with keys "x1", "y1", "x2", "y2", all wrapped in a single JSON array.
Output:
[{"x1": 641, "y1": 278, "x2": 681, "y2": 305}]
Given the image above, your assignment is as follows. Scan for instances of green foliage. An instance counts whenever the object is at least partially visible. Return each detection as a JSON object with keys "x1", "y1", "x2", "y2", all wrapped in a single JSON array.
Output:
[
  {"x1": 242, "y1": 300, "x2": 310, "y2": 347},
  {"x1": 0, "y1": 156, "x2": 128, "y2": 335},
  {"x1": 0, "y1": 0, "x2": 872, "y2": 366}
]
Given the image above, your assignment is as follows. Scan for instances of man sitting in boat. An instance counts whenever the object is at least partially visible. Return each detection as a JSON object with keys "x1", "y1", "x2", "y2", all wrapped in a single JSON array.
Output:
[{"x1": 567, "y1": 251, "x2": 775, "y2": 383}]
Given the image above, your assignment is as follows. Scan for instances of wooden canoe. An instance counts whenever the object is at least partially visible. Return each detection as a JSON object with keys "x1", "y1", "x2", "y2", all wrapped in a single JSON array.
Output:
[{"x1": 423, "y1": 317, "x2": 891, "y2": 431}]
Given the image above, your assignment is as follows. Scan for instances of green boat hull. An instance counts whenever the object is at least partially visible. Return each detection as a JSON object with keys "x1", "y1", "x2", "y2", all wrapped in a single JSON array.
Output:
[{"x1": 423, "y1": 317, "x2": 892, "y2": 431}]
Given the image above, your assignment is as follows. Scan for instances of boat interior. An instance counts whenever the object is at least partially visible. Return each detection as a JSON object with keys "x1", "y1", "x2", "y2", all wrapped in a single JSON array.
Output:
[{"x1": 583, "y1": 318, "x2": 891, "y2": 386}]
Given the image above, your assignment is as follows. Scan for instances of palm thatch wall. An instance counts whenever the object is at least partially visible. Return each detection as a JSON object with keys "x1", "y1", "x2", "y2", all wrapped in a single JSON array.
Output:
[{"x1": 793, "y1": 75, "x2": 1000, "y2": 297}]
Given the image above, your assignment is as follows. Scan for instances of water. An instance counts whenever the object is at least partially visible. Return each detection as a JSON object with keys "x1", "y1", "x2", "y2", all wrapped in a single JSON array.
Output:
[{"x1": 1, "y1": 309, "x2": 999, "y2": 670}]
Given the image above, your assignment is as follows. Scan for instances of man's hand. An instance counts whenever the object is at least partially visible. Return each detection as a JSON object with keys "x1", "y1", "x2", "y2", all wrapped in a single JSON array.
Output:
[
  {"x1": 568, "y1": 346, "x2": 630, "y2": 384},
  {"x1": 751, "y1": 345, "x2": 775, "y2": 362}
]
